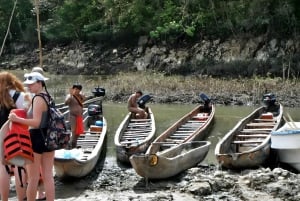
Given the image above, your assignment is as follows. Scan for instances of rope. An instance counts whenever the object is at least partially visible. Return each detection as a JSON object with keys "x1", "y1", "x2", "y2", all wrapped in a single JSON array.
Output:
[{"x1": 0, "y1": 0, "x2": 18, "y2": 57}]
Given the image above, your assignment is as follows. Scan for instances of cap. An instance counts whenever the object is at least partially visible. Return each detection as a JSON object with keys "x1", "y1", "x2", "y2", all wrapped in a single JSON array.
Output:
[{"x1": 24, "y1": 72, "x2": 49, "y2": 85}]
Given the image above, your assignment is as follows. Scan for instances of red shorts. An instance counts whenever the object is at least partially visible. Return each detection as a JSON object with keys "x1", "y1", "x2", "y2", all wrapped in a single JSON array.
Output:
[{"x1": 75, "y1": 116, "x2": 84, "y2": 135}]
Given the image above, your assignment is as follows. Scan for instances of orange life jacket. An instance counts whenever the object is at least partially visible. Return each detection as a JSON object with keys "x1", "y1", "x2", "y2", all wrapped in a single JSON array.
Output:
[{"x1": 3, "y1": 109, "x2": 34, "y2": 166}]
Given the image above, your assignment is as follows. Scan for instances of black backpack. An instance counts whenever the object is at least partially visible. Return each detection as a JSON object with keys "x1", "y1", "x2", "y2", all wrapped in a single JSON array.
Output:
[{"x1": 0, "y1": 91, "x2": 20, "y2": 128}]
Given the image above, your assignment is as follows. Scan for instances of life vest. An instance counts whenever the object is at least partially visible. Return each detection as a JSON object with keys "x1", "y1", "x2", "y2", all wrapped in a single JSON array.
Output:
[{"x1": 3, "y1": 109, "x2": 34, "y2": 166}]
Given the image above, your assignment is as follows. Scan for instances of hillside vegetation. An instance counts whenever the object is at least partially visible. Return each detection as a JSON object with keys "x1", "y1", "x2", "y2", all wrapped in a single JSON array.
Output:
[
  {"x1": 1, "y1": 0, "x2": 299, "y2": 47},
  {"x1": 1, "y1": 0, "x2": 300, "y2": 78}
]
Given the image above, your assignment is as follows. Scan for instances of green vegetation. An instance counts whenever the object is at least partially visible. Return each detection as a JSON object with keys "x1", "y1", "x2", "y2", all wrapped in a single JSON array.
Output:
[{"x1": 1, "y1": 0, "x2": 299, "y2": 46}]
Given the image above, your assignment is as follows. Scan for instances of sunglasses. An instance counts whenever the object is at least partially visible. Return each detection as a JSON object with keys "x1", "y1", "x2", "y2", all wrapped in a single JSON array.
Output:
[{"x1": 24, "y1": 76, "x2": 39, "y2": 83}]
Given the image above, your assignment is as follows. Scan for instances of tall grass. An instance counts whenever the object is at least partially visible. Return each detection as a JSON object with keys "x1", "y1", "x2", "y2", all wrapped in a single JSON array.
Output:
[{"x1": 82, "y1": 72, "x2": 299, "y2": 105}]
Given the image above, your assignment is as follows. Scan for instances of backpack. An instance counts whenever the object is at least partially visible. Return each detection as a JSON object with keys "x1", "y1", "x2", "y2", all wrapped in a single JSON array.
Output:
[
  {"x1": 0, "y1": 91, "x2": 20, "y2": 128},
  {"x1": 36, "y1": 93, "x2": 71, "y2": 151}
]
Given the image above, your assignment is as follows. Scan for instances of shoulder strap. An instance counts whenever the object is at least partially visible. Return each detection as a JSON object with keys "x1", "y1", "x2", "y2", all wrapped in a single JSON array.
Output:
[
  {"x1": 12, "y1": 91, "x2": 20, "y2": 103},
  {"x1": 73, "y1": 94, "x2": 83, "y2": 107},
  {"x1": 33, "y1": 93, "x2": 50, "y2": 106}
]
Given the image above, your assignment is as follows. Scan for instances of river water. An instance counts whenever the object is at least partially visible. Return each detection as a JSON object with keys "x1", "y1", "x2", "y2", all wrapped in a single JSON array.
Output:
[{"x1": 102, "y1": 102, "x2": 300, "y2": 165}]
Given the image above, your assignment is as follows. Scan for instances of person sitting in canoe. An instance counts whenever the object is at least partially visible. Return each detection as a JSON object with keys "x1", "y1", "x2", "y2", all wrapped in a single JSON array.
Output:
[{"x1": 127, "y1": 90, "x2": 148, "y2": 119}]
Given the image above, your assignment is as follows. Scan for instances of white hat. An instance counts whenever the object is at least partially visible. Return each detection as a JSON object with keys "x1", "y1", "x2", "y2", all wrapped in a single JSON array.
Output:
[
  {"x1": 24, "y1": 72, "x2": 49, "y2": 85},
  {"x1": 31, "y1": 66, "x2": 44, "y2": 74}
]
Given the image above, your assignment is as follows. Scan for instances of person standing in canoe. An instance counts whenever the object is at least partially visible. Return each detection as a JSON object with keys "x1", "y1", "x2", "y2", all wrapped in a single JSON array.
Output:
[
  {"x1": 65, "y1": 84, "x2": 86, "y2": 148},
  {"x1": 127, "y1": 90, "x2": 147, "y2": 119}
]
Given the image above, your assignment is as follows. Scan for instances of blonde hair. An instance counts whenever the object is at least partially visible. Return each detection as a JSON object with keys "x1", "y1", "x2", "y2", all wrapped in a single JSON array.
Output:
[{"x1": 0, "y1": 72, "x2": 25, "y2": 108}]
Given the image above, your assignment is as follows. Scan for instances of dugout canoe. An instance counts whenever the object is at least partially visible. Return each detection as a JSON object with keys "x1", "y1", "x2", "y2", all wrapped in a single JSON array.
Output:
[
  {"x1": 114, "y1": 107, "x2": 156, "y2": 163},
  {"x1": 54, "y1": 96, "x2": 107, "y2": 178},
  {"x1": 54, "y1": 116, "x2": 107, "y2": 178},
  {"x1": 215, "y1": 95, "x2": 284, "y2": 169},
  {"x1": 130, "y1": 94, "x2": 215, "y2": 179}
]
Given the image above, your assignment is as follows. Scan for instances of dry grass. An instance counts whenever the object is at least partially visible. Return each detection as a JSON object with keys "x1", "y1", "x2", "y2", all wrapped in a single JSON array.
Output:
[{"x1": 79, "y1": 72, "x2": 300, "y2": 105}]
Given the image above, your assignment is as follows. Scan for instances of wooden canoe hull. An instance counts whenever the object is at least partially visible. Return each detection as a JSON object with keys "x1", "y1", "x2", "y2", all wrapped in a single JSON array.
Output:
[
  {"x1": 130, "y1": 141, "x2": 210, "y2": 179},
  {"x1": 54, "y1": 117, "x2": 107, "y2": 178},
  {"x1": 114, "y1": 108, "x2": 156, "y2": 163},
  {"x1": 215, "y1": 104, "x2": 284, "y2": 169},
  {"x1": 130, "y1": 102, "x2": 214, "y2": 179}
]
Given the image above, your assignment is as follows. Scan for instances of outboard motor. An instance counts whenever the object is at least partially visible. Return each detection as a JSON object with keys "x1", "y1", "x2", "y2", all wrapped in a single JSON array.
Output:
[
  {"x1": 137, "y1": 94, "x2": 152, "y2": 109},
  {"x1": 200, "y1": 93, "x2": 211, "y2": 106},
  {"x1": 199, "y1": 93, "x2": 211, "y2": 113},
  {"x1": 92, "y1": 87, "x2": 105, "y2": 97},
  {"x1": 87, "y1": 104, "x2": 103, "y2": 128},
  {"x1": 88, "y1": 104, "x2": 102, "y2": 116},
  {"x1": 262, "y1": 93, "x2": 276, "y2": 107},
  {"x1": 262, "y1": 93, "x2": 279, "y2": 115},
  {"x1": 87, "y1": 87, "x2": 105, "y2": 127}
]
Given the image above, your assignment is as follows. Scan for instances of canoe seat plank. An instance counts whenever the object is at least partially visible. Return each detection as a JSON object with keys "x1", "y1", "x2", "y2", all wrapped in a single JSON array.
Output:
[
  {"x1": 240, "y1": 130, "x2": 270, "y2": 134},
  {"x1": 121, "y1": 136, "x2": 145, "y2": 141},
  {"x1": 125, "y1": 128, "x2": 152, "y2": 131},
  {"x1": 174, "y1": 130, "x2": 193, "y2": 133},
  {"x1": 232, "y1": 140, "x2": 264, "y2": 144},
  {"x1": 122, "y1": 134, "x2": 147, "y2": 137},
  {"x1": 236, "y1": 134, "x2": 268, "y2": 137},
  {"x1": 84, "y1": 131, "x2": 101, "y2": 134},
  {"x1": 178, "y1": 129, "x2": 197, "y2": 132},
  {"x1": 191, "y1": 120, "x2": 207, "y2": 123},
  {"x1": 124, "y1": 130, "x2": 150, "y2": 133},
  {"x1": 243, "y1": 128, "x2": 272, "y2": 131},
  {"x1": 130, "y1": 119, "x2": 151, "y2": 122},
  {"x1": 165, "y1": 139, "x2": 184, "y2": 143},
  {"x1": 181, "y1": 124, "x2": 201, "y2": 128},
  {"x1": 77, "y1": 139, "x2": 98, "y2": 142},
  {"x1": 254, "y1": 119, "x2": 276, "y2": 122},
  {"x1": 172, "y1": 133, "x2": 191, "y2": 136},
  {"x1": 78, "y1": 137, "x2": 100, "y2": 141},
  {"x1": 169, "y1": 135, "x2": 189, "y2": 139},
  {"x1": 123, "y1": 133, "x2": 149, "y2": 136},
  {"x1": 77, "y1": 141, "x2": 97, "y2": 145},
  {"x1": 246, "y1": 123, "x2": 276, "y2": 127},
  {"x1": 128, "y1": 123, "x2": 151, "y2": 126}
]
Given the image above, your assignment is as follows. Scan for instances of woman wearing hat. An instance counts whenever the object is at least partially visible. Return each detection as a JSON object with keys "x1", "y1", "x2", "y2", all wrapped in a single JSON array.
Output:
[
  {"x1": 65, "y1": 84, "x2": 86, "y2": 148},
  {"x1": 9, "y1": 72, "x2": 55, "y2": 201}
]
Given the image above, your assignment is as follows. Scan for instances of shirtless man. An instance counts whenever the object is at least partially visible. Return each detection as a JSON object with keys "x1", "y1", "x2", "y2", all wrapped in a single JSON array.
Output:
[
  {"x1": 65, "y1": 84, "x2": 85, "y2": 148},
  {"x1": 127, "y1": 90, "x2": 147, "y2": 119}
]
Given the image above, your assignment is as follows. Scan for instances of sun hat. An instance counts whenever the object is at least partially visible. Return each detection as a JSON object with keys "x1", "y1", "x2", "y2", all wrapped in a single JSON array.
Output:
[
  {"x1": 24, "y1": 72, "x2": 49, "y2": 85},
  {"x1": 31, "y1": 66, "x2": 44, "y2": 74}
]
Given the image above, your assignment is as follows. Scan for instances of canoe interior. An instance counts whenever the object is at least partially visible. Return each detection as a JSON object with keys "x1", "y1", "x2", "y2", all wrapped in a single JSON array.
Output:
[
  {"x1": 147, "y1": 104, "x2": 214, "y2": 154},
  {"x1": 215, "y1": 103, "x2": 284, "y2": 169},
  {"x1": 218, "y1": 105, "x2": 283, "y2": 154},
  {"x1": 114, "y1": 107, "x2": 156, "y2": 163}
]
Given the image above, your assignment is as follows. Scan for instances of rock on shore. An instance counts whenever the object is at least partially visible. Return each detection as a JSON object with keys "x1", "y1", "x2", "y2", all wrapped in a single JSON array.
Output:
[{"x1": 52, "y1": 157, "x2": 299, "y2": 201}]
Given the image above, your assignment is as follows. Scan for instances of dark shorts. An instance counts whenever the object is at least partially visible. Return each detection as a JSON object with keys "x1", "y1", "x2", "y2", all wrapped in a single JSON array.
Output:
[{"x1": 29, "y1": 128, "x2": 51, "y2": 154}]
